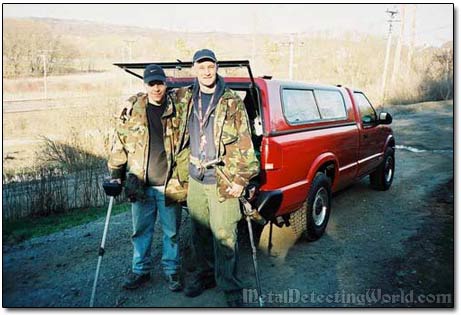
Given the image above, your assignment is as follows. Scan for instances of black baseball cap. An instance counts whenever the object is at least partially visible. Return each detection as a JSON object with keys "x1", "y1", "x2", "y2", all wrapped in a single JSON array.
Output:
[
  {"x1": 143, "y1": 64, "x2": 166, "y2": 84},
  {"x1": 192, "y1": 49, "x2": 217, "y2": 63}
]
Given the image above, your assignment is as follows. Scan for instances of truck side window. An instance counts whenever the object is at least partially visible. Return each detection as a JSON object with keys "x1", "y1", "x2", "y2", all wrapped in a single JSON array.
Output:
[
  {"x1": 354, "y1": 92, "x2": 377, "y2": 124},
  {"x1": 282, "y1": 89, "x2": 320, "y2": 124},
  {"x1": 315, "y1": 90, "x2": 347, "y2": 119}
]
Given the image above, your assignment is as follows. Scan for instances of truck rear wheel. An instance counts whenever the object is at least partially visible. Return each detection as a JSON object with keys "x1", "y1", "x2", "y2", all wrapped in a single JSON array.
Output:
[
  {"x1": 302, "y1": 172, "x2": 332, "y2": 241},
  {"x1": 370, "y1": 147, "x2": 395, "y2": 191}
]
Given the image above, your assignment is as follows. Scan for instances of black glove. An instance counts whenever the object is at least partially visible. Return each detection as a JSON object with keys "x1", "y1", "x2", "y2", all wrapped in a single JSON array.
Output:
[
  {"x1": 125, "y1": 173, "x2": 145, "y2": 202},
  {"x1": 103, "y1": 178, "x2": 123, "y2": 197},
  {"x1": 244, "y1": 182, "x2": 259, "y2": 202}
]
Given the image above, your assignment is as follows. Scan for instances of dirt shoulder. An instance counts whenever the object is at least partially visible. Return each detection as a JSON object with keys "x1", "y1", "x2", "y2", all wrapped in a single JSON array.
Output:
[{"x1": 3, "y1": 100, "x2": 454, "y2": 307}]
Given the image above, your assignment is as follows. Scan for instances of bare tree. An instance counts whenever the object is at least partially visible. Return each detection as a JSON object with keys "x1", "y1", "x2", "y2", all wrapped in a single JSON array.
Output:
[{"x1": 3, "y1": 19, "x2": 79, "y2": 78}]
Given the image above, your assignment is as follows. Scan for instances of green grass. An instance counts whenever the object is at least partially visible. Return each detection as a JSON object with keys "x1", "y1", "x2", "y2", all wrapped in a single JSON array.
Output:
[{"x1": 3, "y1": 202, "x2": 130, "y2": 245}]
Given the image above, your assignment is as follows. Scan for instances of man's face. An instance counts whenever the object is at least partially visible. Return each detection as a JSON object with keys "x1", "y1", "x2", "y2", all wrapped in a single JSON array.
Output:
[
  {"x1": 194, "y1": 60, "x2": 217, "y2": 88},
  {"x1": 145, "y1": 81, "x2": 167, "y2": 103}
]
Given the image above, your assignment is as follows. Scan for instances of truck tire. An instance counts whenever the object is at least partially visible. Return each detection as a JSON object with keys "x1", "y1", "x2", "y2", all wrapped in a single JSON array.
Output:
[
  {"x1": 370, "y1": 147, "x2": 395, "y2": 191},
  {"x1": 302, "y1": 172, "x2": 332, "y2": 241}
]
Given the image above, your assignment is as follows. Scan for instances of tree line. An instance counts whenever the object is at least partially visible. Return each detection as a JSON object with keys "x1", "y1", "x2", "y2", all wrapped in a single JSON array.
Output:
[
  {"x1": 3, "y1": 19, "x2": 80, "y2": 78},
  {"x1": 3, "y1": 18, "x2": 453, "y2": 104}
]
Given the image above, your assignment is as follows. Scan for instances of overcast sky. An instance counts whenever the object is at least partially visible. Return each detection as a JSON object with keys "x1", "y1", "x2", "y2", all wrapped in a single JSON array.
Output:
[{"x1": 3, "y1": 3, "x2": 453, "y2": 47}]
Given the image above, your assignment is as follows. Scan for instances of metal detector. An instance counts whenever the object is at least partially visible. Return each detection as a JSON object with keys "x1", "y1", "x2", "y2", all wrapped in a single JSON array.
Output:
[{"x1": 89, "y1": 180, "x2": 122, "y2": 307}]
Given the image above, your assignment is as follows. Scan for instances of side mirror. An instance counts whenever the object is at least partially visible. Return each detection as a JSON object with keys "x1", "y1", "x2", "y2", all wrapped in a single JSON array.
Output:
[
  {"x1": 378, "y1": 112, "x2": 393, "y2": 125},
  {"x1": 362, "y1": 115, "x2": 374, "y2": 125}
]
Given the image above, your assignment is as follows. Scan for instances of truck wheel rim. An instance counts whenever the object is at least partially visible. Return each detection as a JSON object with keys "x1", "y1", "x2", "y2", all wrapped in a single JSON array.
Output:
[
  {"x1": 385, "y1": 156, "x2": 394, "y2": 183},
  {"x1": 313, "y1": 187, "x2": 328, "y2": 226}
]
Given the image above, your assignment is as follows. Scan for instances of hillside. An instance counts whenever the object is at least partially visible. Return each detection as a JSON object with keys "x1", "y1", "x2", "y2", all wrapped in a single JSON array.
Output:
[{"x1": 3, "y1": 17, "x2": 453, "y2": 105}]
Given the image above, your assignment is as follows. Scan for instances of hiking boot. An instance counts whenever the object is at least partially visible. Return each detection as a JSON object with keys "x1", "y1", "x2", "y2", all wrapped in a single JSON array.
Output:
[
  {"x1": 165, "y1": 273, "x2": 183, "y2": 292},
  {"x1": 225, "y1": 290, "x2": 244, "y2": 307},
  {"x1": 184, "y1": 276, "x2": 216, "y2": 297},
  {"x1": 122, "y1": 272, "x2": 150, "y2": 290}
]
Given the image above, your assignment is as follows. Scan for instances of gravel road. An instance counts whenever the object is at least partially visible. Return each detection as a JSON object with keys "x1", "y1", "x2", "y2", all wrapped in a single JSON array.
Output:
[{"x1": 3, "y1": 101, "x2": 453, "y2": 307}]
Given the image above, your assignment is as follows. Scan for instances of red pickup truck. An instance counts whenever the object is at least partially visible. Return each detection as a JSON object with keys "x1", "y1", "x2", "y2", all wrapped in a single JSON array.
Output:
[{"x1": 116, "y1": 60, "x2": 395, "y2": 241}]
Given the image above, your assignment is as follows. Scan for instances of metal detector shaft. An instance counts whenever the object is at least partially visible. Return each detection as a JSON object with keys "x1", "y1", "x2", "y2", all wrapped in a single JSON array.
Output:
[
  {"x1": 90, "y1": 196, "x2": 115, "y2": 307},
  {"x1": 246, "y1": 215, "x2": 264, "y2": 307}
]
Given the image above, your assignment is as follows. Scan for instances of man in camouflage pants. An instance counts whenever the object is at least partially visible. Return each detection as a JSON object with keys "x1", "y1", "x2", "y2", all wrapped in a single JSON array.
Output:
[
  {"x1": 174, "y1": 49, "x2": 259, "y2": 306},
  {"x1": 108, "y1": 64, "x2": 187, "y2": 292}
]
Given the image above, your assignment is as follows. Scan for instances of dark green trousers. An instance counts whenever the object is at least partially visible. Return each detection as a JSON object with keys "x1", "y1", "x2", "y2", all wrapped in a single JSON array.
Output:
[{"x1": 187, "y1": 177, "x2": 243, "y2": 292}]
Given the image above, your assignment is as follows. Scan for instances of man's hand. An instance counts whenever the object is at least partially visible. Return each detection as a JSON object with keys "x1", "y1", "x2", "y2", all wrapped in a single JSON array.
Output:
[{"x1": 226, "y1": 182, "x2": 244, "y2": 198}]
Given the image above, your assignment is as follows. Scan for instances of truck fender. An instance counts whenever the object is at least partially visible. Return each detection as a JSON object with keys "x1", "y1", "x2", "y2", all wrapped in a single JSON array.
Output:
[
  {"x1": 306, "y1": 152, "x2": 339, "y2": 186},
  {"x1": 383, "y1": 135, "x2": 395, "y2": 153}
]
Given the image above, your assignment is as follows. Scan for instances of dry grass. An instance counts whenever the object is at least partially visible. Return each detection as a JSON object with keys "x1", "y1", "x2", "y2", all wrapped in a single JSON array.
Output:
[
  {"x1": 3, "y1": 70, "x2": 131, "y2": 100},
  {"x1": 3, "y1": 105, "x2": 119, "y2": 219},
  {"x1": 3, "y1": 88, "x2": 123, "y2": 176},
  {"x1": 2, "y1": 37, "x2": 453, "y2": 174}
]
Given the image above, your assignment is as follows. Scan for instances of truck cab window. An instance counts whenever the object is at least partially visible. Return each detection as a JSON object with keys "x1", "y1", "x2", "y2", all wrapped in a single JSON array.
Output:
[
  {"x1": 354, "y1": 92, "x2": 377, "y2": 124},
  {"x1": 282, "y1": 89, "x2": 320, "y2": 124},
  {"x1": 315, "y1": 89, "x2": 347, "y2": 120}
]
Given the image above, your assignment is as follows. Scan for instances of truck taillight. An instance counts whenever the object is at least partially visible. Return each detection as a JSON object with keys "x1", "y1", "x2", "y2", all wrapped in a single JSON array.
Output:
[{"x1": 262, "y1": 138, "x2": 283, "y2": 170}]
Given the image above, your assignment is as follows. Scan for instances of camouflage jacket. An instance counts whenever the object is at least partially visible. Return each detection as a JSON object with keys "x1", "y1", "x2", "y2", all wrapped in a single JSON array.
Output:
[
  {"x1": 107, "y1": 92, "x2": 188, "y2": 204},
  {"x1": 174, "y1": 84, "x2": 260, "y2": 202}
]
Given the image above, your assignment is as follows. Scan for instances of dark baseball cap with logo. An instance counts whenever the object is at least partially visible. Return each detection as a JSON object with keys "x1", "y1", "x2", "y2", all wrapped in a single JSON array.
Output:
[
  {"x1": 143, "y1": 64, "x2": 166, "y2": 84},
  {"x1": 192, "y1": 49, "x2": 217, "y2": 63}
]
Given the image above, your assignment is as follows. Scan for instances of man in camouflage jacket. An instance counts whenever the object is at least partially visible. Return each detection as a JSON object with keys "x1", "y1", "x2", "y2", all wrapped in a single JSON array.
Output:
[
  {"x1": 108, "y1": 64, "x2": 187, "y2": 292},
  {"x1": 174, "y1": 49, "x2": 259, "y2": 307}
]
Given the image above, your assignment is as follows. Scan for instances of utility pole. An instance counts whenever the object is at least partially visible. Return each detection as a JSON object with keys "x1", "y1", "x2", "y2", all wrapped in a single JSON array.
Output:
[
  {"x1": 391, "y1": 4, "x2": 405, "y2": 84},
  {"x1": 38, "y1": 50, "x2": 52, "y2": 100},
  {"x1": 249, "y1": 7, "x2": 263, "y2": 75},
  {"x1": 251, "y1": 8, "x2": 258, "y2": 68},
  {"x1": 381, "y1": 8, "x2": 399, "y2": 104},
  {"x1": 42, "y1": 54, "x2": 47, "y2": 100},
  {"x1": 282, "y1": 34, "x2": 304, "y2": 80},
  {"x1": 251, "y1": 33, "x2": 256, "y2": 66},
  {"x1": 124, "y1": 40, "x2": 136, "y2": 92},
  {"x1": 288, "y1": 34, "x2": 294, "y2": 80},
  {"x1": 406, "y1": 4, "x2": 417, "y2": 74},
  {"x1": 124, "y1": 40, "x2": 135, "y2": 61}
]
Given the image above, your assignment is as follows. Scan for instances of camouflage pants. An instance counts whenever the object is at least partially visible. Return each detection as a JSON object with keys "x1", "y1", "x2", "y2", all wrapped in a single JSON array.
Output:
[{"x1": 186, "y1": 177, "x2": 243, "y2": 292}]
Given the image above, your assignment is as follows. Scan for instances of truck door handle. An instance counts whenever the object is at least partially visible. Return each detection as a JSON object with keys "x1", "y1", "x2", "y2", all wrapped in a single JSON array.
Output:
[{"x1": 363, "y1": 134, "x2": 368, "y2": 139}]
